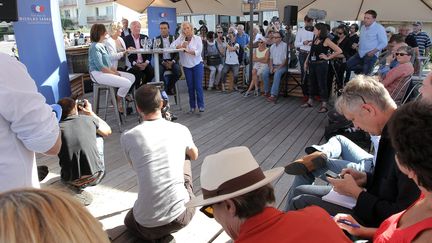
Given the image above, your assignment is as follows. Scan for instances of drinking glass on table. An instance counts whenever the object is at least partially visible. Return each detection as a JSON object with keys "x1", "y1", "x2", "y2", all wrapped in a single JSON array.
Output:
[{"x1": 155, "y1": 38, "x2": 161, "y2": 49}]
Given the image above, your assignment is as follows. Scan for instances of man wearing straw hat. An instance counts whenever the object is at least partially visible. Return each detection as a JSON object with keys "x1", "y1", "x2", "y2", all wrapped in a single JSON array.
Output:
[{"x1": 187, "y1": 146, "x2": 350, "y2": 242}]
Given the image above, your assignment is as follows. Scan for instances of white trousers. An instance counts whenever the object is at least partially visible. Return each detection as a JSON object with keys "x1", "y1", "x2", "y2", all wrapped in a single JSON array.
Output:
[
  {"x1": 91, "y1": 71, "x2": 135, "y2": 97},
  {"x1": 208, "y1": 64, "x2": 223, "y2": 87}
]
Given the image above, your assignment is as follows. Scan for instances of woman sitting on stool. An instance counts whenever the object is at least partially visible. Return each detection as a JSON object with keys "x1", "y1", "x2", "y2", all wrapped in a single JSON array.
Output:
[{"x1": 88, "y1": 23, "x2": 135, "y2": 113}]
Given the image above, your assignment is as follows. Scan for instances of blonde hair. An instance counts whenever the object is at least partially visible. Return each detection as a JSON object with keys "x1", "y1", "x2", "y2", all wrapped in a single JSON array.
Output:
[
  {"x1": 109, "y1": 22, "x2": 122, "y2": 36},
  {"x1": 0, "y1": 188, "x2": 110, "y2": 243},
  {"x1": 335, "y1": 75, "x2": 396, "y2": 114}
]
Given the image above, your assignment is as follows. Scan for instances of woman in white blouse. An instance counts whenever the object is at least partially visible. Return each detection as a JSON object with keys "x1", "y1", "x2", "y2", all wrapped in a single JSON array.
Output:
[
  {"x1": 171, "y1": 21, "x2": 205, "y2": 113},
  {"x1": 104, "y1": 22, "x2": 131, "y2": 71}
]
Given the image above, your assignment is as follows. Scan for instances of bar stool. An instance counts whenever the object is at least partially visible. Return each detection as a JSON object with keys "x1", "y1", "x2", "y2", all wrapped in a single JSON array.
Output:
[{"x1": 163, "y1": 70, "x2": 181, "y2": 108}]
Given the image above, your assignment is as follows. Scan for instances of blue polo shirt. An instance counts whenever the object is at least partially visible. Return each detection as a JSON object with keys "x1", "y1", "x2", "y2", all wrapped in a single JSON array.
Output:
[
  {"x1": 358, "y1": 22, "x2": 387, "y2": 58},
  {"x1": 236, "y1": 33, "x2": 250, "y2": 47}
]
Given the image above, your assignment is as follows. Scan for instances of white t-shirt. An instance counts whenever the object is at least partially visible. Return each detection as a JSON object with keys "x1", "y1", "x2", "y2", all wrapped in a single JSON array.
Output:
[
  {"x1": 0, "y1": 53, "x2": 60, "y2": 192},
  {"x1": 225, "y1": 43, "x2": 240, "y2": 65},
  {"x1": 121, "y1": 118, "x2": 196, "y2": 227}
]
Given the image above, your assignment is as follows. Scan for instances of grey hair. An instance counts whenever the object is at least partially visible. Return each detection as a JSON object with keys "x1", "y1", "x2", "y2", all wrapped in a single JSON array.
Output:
[
  {"x1": 237, "y1": 24, "x2": 244, "y2": 31},
  {"x1": 335, "y1": 75, "x2": 396, "y2": 114},
  {"x1": 181, "y1": 21, "x2": 194, "y2": 31}
]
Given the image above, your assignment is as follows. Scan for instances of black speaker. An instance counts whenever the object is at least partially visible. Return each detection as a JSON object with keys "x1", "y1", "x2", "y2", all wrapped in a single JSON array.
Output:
[
  {"x1": 283, "y1": 5, "x2": 298, "y2": 26},
  {"x1": 0, "y1": 0, "x2": 18, "y2": 22}
]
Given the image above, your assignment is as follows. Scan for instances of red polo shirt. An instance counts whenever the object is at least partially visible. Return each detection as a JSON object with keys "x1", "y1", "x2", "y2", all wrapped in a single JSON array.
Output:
[{"x1": 236, "y1": 206, "x2": 350, "y2": 243}]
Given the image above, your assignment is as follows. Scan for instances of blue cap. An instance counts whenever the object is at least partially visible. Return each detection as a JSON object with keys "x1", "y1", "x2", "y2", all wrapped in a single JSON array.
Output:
[{"x1": 50, "y1": 104, "x2": 62, "y2": 123}]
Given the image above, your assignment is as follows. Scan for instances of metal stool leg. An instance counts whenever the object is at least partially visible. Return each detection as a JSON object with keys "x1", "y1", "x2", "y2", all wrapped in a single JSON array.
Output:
[
  {"x1": 104, "y1": 87, "x2": 110, "y2": 121},
  {"x1": 109, "y1": 87, "x2": 122, "y2": 132},
  {"x1": 93, "y1": 83, "x2": 100, "y2": 114}
]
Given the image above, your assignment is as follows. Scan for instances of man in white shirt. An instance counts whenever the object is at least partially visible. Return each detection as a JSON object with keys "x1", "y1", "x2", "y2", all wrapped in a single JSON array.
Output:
[
  {"x1": 294, "y1": 15, "x2": 314, "y2": 99},
  {"x1": 262, "y1": 31, "x2": 288, "y2": 103},
  {"x1": 0, "y1": 53, "x2": 61, "y2": 193},
  {"x1": 121, "y1": 84, "x2": 198, "y2": 242}
]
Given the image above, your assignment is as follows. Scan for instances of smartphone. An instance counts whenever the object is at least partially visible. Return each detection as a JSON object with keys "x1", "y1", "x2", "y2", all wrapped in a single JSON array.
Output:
[{"x1": 325, "y1": 170, "x2": 341, "y2": 179}]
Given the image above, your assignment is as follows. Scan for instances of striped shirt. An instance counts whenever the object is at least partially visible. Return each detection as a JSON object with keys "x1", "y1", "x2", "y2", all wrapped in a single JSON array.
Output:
[{"x1": 412, "y1": 31, "x2": 431, "y2": 56}]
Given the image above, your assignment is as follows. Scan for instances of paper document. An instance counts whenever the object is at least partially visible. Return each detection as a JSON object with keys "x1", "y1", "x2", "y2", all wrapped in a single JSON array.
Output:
[{"x1": 322, "y1": 188, "x2": 357, "y2": 209}]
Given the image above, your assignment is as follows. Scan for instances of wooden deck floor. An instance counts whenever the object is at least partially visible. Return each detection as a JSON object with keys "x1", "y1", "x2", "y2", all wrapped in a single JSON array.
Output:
[{"x1": 37, "y1": 81, "x2": 328, "y2": 243}]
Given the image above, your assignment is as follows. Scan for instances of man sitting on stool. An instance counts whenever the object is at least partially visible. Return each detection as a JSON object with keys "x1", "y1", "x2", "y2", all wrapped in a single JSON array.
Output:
[{"x1": 156, "y1": 21, "x2": 181, "y2": 95}]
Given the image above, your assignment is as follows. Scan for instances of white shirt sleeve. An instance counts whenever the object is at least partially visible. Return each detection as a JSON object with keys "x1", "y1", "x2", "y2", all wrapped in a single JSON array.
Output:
[{"x1": 0, "y1": 54, "x2": 59, "y2": 153}]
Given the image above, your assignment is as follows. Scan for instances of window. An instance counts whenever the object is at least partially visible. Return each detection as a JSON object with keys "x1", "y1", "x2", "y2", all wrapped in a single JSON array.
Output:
[
  {"x1": 64, "y1": 9, "x2": 71, "y2": 18},
  {"x1": 95, "y1": 7, "x2": 99, "y2": 17},
  {"x1": 106, "y1": 6, "x2": 113, "y2": 16}
]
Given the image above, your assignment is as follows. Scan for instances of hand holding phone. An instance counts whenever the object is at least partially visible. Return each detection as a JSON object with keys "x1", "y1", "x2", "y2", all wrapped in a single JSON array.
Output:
[{"x1": 325, "y1": 170, "x2": 341, "y2": 179}]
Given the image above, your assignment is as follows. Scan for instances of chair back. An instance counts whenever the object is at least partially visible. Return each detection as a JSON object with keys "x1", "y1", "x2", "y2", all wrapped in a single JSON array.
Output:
[{"x1": 390, "y1": 75, "x2": 412, "y2": 106}]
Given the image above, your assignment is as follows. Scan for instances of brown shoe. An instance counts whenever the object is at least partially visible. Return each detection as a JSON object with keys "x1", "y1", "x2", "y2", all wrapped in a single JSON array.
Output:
[{"x1": 284, "y1": 151, "x2": 327, "y2": 175}]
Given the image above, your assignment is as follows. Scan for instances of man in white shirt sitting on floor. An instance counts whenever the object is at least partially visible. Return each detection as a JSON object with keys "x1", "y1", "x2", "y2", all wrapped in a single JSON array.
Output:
[{"x1": 121, "y1": 84, "x2": 198, "y2": 242}]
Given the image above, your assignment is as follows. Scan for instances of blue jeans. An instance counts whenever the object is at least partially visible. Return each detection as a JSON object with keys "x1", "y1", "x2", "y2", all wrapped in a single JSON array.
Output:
[
  {"x1": 346, "y1": 53, "x2": 378, "y2": 75},
  {"x1": 183, "y1": 62, "x2": 204, "y2": 110},
  {"x1": 96, "y1": 136, "x2": 105, "y2": 172},
  {"x1": 285, "y1": 135, "x2": 374, "y2": 210},
  {"x1": 262, "y1": 65, "x2": 287, "y2": 96},
  {"x1": 159, "y1": 62, "x2": 181, "y2": 90}
]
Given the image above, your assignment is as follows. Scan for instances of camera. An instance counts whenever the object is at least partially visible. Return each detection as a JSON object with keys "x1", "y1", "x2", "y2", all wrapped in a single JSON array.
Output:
[{"x1": 76, "y1": 99, "x2": 86, "y2": 108}]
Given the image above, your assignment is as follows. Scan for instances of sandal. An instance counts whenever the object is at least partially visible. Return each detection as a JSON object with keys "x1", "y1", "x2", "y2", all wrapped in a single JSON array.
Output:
[
  {"x1": 318, "y1": 105, "x2": 328, "y2": 113},
  {"x1": 300, "y1": 102, "x2": 313, "y2": 108}
]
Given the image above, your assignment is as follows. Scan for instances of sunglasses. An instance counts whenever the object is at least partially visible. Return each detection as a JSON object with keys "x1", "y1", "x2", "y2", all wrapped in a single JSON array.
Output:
[
  {"x1": 272, "y1": 36, "x2": 281, "y2": 39},
  {"x1": 217, "y1": 32, "x2": 223, "y2": 34},
  {"x1": 258, "y1": 41, "x2": 264, "y2": 44},
  {"x1": 200, "y1": 205, "x2": 215, "y2": 218},
  {"x1": 337, "y1": 32, "x2": 344, "y2": 35},
  {"x1": 395, "y1": 52, "x2": 410, "y2": 57},
  {"x1": 342, "y1": 91, "x2": 367, "y2": 105}
]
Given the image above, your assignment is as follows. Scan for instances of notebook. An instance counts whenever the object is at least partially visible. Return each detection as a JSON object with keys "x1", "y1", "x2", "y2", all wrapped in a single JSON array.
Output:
[{"x1": 322, "y1": 188, "x2": 357, "y2": 209}]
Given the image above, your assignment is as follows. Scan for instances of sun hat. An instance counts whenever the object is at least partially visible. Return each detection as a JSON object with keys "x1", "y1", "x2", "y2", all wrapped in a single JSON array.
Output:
[
  {"x1": 413, "y1": 21, "x2": 422, "y2": 26},
  {"x1": 385, "y1": 26, "x2": 396, "y2": 34},
  {"x1": 186, "y1": 146, "x2": 284, "y2": 208}
]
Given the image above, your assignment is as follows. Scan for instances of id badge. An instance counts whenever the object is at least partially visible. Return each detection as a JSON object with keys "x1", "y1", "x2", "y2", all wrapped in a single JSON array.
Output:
[{"x1": 311, "y1": 56, "x2": 317, "y2": 61}]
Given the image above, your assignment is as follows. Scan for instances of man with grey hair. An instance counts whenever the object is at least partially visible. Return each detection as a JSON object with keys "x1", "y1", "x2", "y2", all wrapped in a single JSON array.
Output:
[{"x1": 285, "y1": 75, "x2": 419, "y2": 227}]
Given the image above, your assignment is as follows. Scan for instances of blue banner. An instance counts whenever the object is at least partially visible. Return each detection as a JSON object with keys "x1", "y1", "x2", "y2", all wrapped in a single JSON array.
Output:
[
  {"x1": 13, "y1": 0, "x2": 70, "y2": 104},
  {"x1": 147, "y1": 7, "x2": 177, "y2": 39}
]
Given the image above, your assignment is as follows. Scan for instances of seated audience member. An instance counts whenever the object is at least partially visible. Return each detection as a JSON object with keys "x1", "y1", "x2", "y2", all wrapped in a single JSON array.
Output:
[
  {"x1": 334, "y1": 101, "x2": 432, "y2": 242},
  {"x1": 121, "y1": 84, "x2": 198, "y2": 242},
  {"x1": 124, "y1": 21, "x2": 155, "y2": 88},
  {"x1": 186, "y1": 146, "x2": 351, "y2": 243},
  {"x1": 204, "y1": 31, "x2": 223, "y2": 90},
  {"x1": 88, "y1": 24, "x2": 134, "y2": 113},
  {"x1": 0, "y1": 53, "x2": 61, "y2": 193},
  {"x1": 244, "y1": 37, "x2": 269, "y2": 97},
  {"x1": 262, "y1": 31, "x2": 288, "y2": 103},
  {"x1": 105, "y1": 22, "x2": 132, "y2": 71},
  {"x1": 220, "y1": 32, "x2": 240, "y2": 91},
  {"x1": 156, "y1": 21, "x2": 181, "y2": 95},
  {"x1": 0, "y1": 188, "x2": 110, "y2": 243},
  {"x1": 285, "y1": 75, "x2": 420, "y2": 227},
  {"x1": 57, "y1": 98, "x2": 111, "y2": 190},
  {"x1": 377, "y1": 34, "x2": 408, "y2": 78},
  {"x1": 420, "y1": 72, "x2": 432, "y2": 103},
  {"x1": 380, "y1": 46, "x2": 414, "y2": 102}
]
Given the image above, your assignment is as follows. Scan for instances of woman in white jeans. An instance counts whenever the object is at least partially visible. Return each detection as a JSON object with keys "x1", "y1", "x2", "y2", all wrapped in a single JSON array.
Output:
[
  {"x1": 204, "y1": 31, "x2": 224, "y2": 90},
  {"x1": 88, "y1": 24, "x2": 134, "y2": 112}
]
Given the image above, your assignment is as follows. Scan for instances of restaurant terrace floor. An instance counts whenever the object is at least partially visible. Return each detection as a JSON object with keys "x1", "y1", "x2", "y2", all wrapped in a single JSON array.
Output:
[{"x1": 37, "y1": 81, "x2": 328, "y2": 242}]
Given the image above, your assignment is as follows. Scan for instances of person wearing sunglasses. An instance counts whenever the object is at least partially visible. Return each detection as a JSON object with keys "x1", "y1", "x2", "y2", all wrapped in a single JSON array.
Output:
[
  {"x1": 244, "y1": 37, "x2": 269, "y2": 97},
  {"x1": 380, "y1": 46, "x2": 414, "y2": 103},
  {"x1": 186, "y1": 146, "x2": 351, "y2": 243}
]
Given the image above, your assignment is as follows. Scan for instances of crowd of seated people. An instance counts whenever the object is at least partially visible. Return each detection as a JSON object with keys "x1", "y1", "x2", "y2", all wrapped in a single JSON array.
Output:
[{"x1": 3, "y1": 10, "x2": 432, "y2": 243}]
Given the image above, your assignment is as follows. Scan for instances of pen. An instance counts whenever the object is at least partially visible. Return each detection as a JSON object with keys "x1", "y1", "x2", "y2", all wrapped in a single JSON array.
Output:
[{"x1": 331, "y1": 216, "x2": 361, "y2": 228}]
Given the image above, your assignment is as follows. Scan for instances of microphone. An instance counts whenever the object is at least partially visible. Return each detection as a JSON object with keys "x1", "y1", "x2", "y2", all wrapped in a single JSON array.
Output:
[{"x1": 307, "y1": 8, "x2": 327, "y2": 20}]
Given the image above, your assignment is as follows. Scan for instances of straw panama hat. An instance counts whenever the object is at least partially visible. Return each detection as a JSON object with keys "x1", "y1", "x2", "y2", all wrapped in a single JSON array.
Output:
[{"x1": 186, "y1": 146, "x2": 284, "y2": 208}]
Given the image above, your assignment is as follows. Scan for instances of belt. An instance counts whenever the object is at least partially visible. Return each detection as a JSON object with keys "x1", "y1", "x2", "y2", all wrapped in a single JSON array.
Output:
[
  {"x1": 310, "y1": 60, "x2": 328, "y2": 64},
  {"x1": 299, "y1": 49, "x2": 310, "y2": 54}
]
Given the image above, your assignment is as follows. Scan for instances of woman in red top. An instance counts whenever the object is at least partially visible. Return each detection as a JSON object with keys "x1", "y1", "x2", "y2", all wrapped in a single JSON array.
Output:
[{"x1": 334, "y1": 101, "x2": 432, "y2": 242}]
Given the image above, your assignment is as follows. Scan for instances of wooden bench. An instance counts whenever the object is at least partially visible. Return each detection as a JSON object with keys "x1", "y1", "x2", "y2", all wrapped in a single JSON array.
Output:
[
  {"x1": 69, "y1": 73, "x2": 85, "y2": 98},
  {"x1": 203, "y1": 65, "x2": 245, "y2": 91}
]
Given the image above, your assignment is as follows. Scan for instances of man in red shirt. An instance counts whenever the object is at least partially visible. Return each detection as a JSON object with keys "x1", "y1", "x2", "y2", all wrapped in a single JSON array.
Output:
[{"x1": 187, "y1": 146, "x2": 350, "y2": 243}]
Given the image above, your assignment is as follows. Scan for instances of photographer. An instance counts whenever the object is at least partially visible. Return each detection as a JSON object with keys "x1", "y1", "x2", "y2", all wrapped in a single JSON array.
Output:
[{"x1": 57, "y1": 98, "x2": 111, "y2": 205}]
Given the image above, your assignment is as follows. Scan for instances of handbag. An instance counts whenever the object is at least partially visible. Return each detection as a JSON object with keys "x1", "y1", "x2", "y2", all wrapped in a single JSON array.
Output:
[{"x1": 207, "y1": 55, "x2": 222, "y2": 66}]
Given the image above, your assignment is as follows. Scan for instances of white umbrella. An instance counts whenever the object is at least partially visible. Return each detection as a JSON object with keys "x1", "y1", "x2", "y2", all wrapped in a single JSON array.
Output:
[
  {"x1": 276, "y1": 0, "x2": 432, "y2": 22},
  {"x1": 115, "y1": 0, "x2": 243, "y2": 16}
]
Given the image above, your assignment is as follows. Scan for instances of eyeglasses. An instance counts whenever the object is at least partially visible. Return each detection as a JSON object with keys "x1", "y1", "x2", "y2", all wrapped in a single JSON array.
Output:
[
  {"x1": 395, "y1": 52, "x2": 410, "y2": 57},
  {"x1": 200, "y1": 205, "x2": 215, "y2": 218},
  {"x1": 341, "y1": 90, "x2": 367, "y2": 105}
]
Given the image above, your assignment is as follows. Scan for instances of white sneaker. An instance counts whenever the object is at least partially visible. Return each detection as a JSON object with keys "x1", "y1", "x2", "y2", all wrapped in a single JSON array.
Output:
[{"x1": 243, "y1": 91, "x2": 250, "y2": 97}]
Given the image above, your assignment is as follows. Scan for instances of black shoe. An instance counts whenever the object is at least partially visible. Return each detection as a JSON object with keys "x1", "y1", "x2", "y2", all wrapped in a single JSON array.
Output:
[
  {"x1": 171, "y1": 114, "x2": 178, "y2": 121},
  {"x1": 305, "y1": 146, "x2": 319, "y2": 155},
  {"x1": 37, "y1": 165, "x2": 49, "y2": 181}
]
